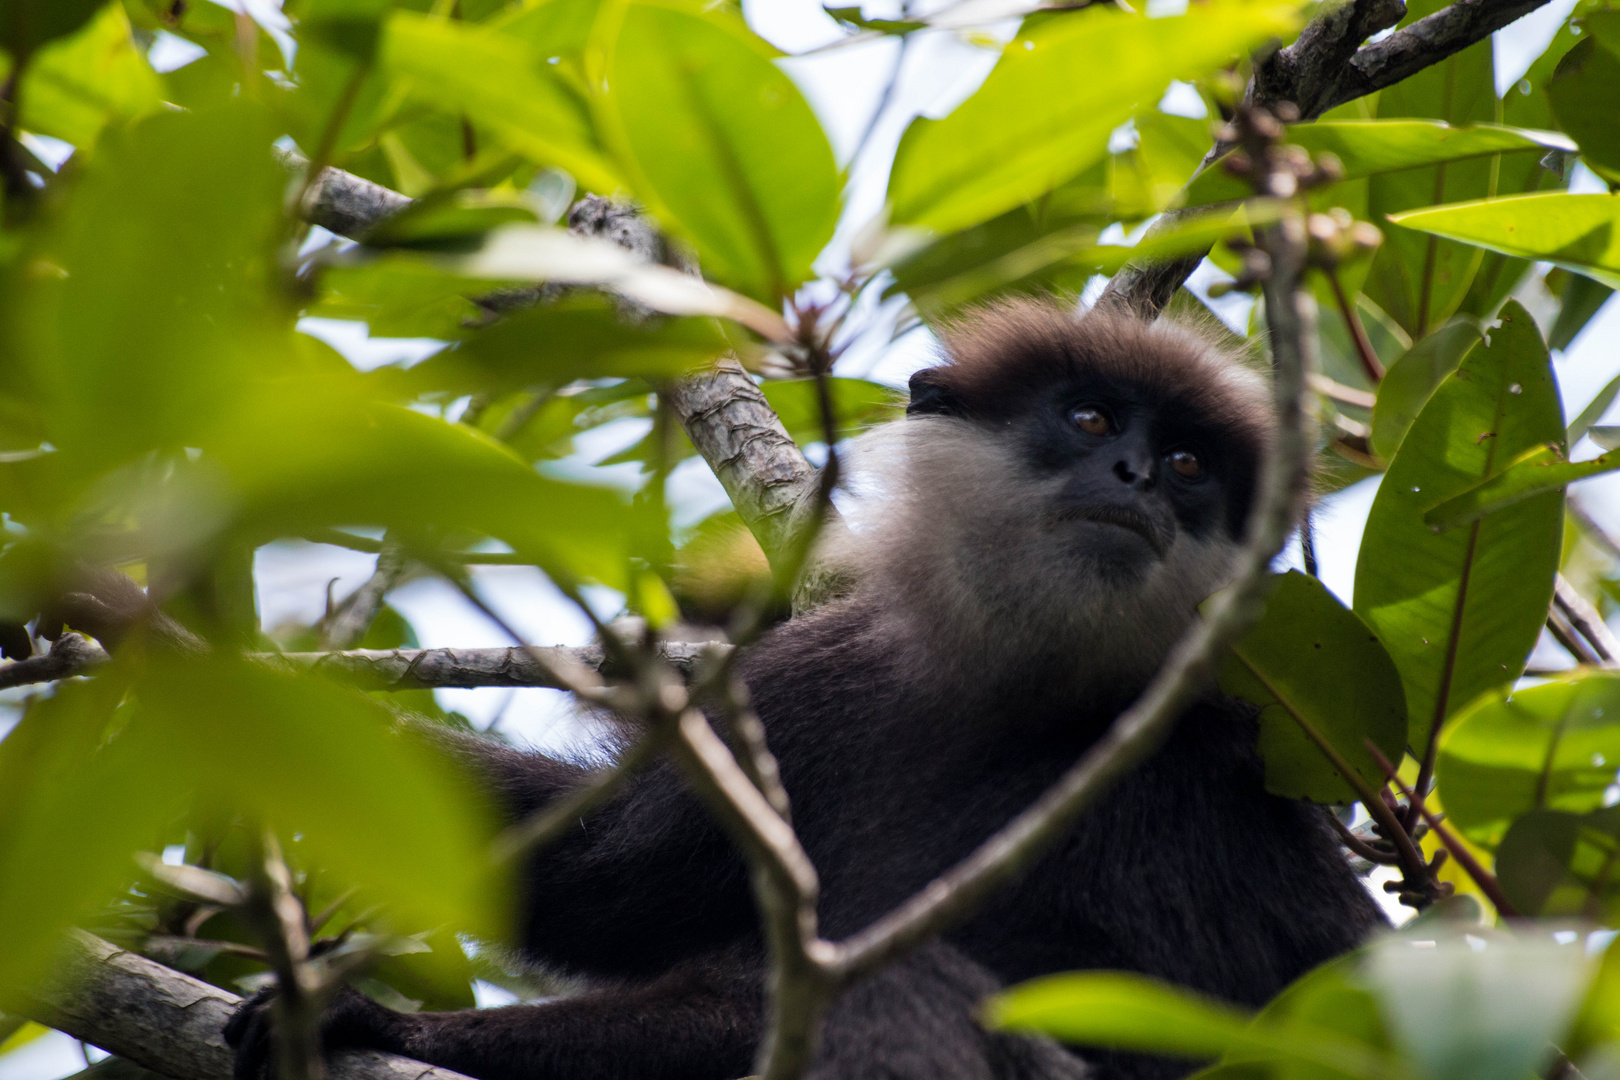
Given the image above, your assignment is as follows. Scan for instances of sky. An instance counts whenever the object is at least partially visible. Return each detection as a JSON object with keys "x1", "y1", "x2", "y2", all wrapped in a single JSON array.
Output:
[{"x1": 2, "y1": 0, "x2": 1618, "y2": 1073}]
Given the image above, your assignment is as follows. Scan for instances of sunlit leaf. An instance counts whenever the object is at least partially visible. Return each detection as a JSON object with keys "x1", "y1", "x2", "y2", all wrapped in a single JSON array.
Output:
[
  {"x1": 598, "y1": 0, "x2": 840, "y2": 303},
  {"x1": 1217, "y1": 571, "x2": 1407, "y2": 804},
  {"x1": 1389, "y1": 193, "x2": 1620, "y2": 290},
  {"x1": 1187, "y1": 122, "x2": 1573, "y2": 207},
  {"x1": 447, "y1": 225, "x2": 791, "y2": 341},
  {"x1": 1436, "y1": 670, "x2": 1620, "y2": 848},
  {"x1": 1354, "y1": 302, "x2": 1563, "y2": 753},
  {"x1": 761, "y1": 378, "x2": 904, "y2": 445},
  {"x1": 404, "y1": 298, "x2": 731, "y2": 393},
  {"x1": 885, "y1": 0, "x2": 1299, "y2": 235},
  {"x1": 1424, "y1": 443, "x2": 1620, "y2": 530}
]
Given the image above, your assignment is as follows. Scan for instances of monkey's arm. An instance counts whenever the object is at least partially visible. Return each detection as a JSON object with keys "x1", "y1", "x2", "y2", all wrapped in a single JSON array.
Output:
[
  {"x1": 421, "y1": 724, "x2": 755, "y2": 970},
  {"x1": 226, "y1": 948, "x2": 763, "y2": 1080}
]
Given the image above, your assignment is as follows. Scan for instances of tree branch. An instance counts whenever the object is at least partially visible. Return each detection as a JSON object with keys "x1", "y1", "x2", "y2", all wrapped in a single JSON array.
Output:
[
  {"x1": 14, "y1": 931, "x2": 474, "y2": 1080},
  {"x1": 0, "y1": 640, "x2": 721, "y2": 691}
]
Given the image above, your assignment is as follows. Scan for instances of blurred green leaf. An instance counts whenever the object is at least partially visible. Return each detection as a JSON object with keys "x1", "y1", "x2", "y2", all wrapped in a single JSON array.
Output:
[
  {"x1": 598, "y1": 0, "x2": 839, "y2": 303},
  {"x1": 1354, "y1": 302, "x2": 1564, "y2": 753},
  {"x1": 1493, "y1": 806, "x2": 1620, "y2": 918},
  {"x1": 16, "y1": 3, "x2": 162, "y2": 150},
  {"x1": 126, "y1": 652, "x2": 505, "y2": 939},
  {"x1": 1424, "y1": 443, "x2": 1620, "y2": 530},
  {"x1": 1188, "y1": 122, "x2": 1573, "y2": 208},
  {"x1": 315, "y1": 256, "x2": 488, "y2": 339},
  {"x1": 0, "y1": 0, "x2": 103, "y2": 64},
  {"x1": 1368, "y1": 320, "x2": 1481, "y2": 461},
  {"x1": 990, "y1": 971, "x2": 1402, "y2": 1080},
  {"x1": 1546, "y1": 12, "x2": 1620, "y2": 186},
  {"x1": 1112, "y1": 110, "x2": 1214, "y2": 215},
  {"x1": 4, "y1": 102, "x2": 287, "y2": 485},
  {"x1": 1389, "y1": 194, "x2": 1620, "y2": 290},
  {"x1": 885, "y1": 0, "x2": 1299, "y2": 235},
  {"x1": 405, "y1": 299, "x2": 731, "y2": 393},
  {"x1": 381, "y1": 12, "x2": 620, "y2": 193},
  {"x1": 0, "y1": 675, "x2": 170, "y2": 992},
  {"x1": 1362, "y1": 0, "x2": 1497, "y2": 339},
  {"x1": 1436, "y1": 670, "x2": 1620, "y2": 848},
  {"x1": 1365, "y1": 930, "x2": 1594, "y2": 1080},
  {"x1": 1217, "y1": 571, "x2": 1407, "y2": 804},
  {"x1": 295, "y1": 0, "x2": 392, "y2": 60}
]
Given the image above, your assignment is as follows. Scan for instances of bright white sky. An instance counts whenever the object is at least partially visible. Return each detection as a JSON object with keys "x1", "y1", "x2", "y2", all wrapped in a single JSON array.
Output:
[{"x1": 1, "y1": 2, "x2": 1617, "y2": 1072}]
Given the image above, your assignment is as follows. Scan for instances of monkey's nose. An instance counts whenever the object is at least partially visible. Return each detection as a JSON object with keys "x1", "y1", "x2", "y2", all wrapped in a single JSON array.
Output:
[{"x1": 1112, "y1": 458, "x2": 1154, "y2": 488}]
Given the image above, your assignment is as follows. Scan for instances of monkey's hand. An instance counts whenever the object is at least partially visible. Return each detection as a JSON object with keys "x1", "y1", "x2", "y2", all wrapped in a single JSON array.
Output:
[{"x1": 224, "y1": 984, "x2": 417, "y2": 1080}]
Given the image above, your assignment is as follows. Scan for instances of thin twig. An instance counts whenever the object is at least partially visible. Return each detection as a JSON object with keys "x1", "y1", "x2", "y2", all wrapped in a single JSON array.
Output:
[
  {"x1": 1554, "y1": 574, "x2": 1619, "y2": 666},
  {"x1": 1326, "y1": 811, "x2": 1401, "y2": 865},
  {"x1": 1326, "y1": 268, "x2": 1386, "y2": 382}
]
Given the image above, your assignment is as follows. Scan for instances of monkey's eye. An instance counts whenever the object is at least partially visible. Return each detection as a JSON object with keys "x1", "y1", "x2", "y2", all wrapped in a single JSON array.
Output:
[
  {"x1": 1067, "y1": 406, "x2": 1113, "y2": 437},
  {"x1": 1167, "y1": 449, "x2": 1203, "y2": 479}
]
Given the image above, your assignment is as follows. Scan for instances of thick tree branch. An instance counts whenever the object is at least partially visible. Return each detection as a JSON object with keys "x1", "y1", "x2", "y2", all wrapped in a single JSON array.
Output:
[
  {"x1": 1101, "y1": 0, "x2": 1551, "y2": 317},
  {"x1": 0, "y1": 640, "x2": 720, "y2": 691},
  {"x1": 17, "y1": 931, "x2": 474, "y2": 1080}
]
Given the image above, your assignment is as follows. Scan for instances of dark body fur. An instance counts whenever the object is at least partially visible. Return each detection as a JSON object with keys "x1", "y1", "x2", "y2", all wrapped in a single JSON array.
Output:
[{"x1": 228, "y1": 303, "x2": 1386, "y2": 1080}]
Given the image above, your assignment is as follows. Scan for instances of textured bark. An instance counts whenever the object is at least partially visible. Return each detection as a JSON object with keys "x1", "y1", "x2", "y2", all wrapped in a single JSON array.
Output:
[
  {"x1": 21, "y1": 932, "x2": 473, "y2": 1080},
  {"x1": 0, "y1": 641, "x2": 721, "y2": 691},
  {"x1": 280, "y1": 150, "x2": 410, "y2": 238}
]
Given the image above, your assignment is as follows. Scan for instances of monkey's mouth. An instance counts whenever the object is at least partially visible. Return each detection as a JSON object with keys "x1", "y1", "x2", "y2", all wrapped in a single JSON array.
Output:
[{"x1": 1053, "y1": 505, "x2": 1169, "y2": 557}]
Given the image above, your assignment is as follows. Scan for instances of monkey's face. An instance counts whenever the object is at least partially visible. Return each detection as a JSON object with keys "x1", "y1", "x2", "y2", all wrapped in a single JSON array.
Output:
[{"x1": 1017, "y1": 378, "x2": 1243, "y2": 580}]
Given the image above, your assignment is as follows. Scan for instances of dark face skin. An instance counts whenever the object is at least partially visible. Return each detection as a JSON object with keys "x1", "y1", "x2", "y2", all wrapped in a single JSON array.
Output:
[{"x1": 1011, "y1": 380, "x2": 1238, "y2": 573}]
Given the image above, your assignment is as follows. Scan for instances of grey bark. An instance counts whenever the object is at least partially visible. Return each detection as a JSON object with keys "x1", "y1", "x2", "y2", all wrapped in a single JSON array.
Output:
[{"x1": 18, "y1": 931, "x2": 472, "y2": 1080}]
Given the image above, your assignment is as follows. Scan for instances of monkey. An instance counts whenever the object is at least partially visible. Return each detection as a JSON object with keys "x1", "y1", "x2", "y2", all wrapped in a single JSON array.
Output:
[{"x1": 225, "y1": 298, "x2": 1387, "y2": 1080}]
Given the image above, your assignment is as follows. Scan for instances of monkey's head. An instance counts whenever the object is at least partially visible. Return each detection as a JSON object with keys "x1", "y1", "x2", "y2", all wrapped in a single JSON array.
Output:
[{"x1": 835, "y1": 298, "x2": 1274, "y2": 693}]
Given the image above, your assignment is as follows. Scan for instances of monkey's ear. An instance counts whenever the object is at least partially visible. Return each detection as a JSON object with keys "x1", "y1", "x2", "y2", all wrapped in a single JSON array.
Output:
[{"x1": 907, "y1": 369, "x2": 963, "y2": 417}]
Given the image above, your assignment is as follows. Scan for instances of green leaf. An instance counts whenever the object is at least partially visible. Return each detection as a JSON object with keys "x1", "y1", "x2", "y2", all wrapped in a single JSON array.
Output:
[
  {"x1": 1423, "y1": 443, "x2": 1620, "y2": 530},
  {"x1": 1368, "y1": 320, "x2": 1482, "y2": 461},
  {"x1": 405, "y1": 298, "x2": 731, "y2": 393},
  {"x1": 314, "y1": 256, "x2": 488, "y2": 339},
  {"x1": 885, "y1": 0, "x2": 1299, "y2": 235},
  {"x1": 1389, "y1": 193, "x2": 1620, "y2": 290},
  {"x1": 1362, "y1": 1, "x2": 1498, "y2": 339},
  {"x1": 1187, "y1": 122, "x2": 1573, "y2": 208},
  {"x1": 15, "y1": 3, "x2": 162, "y2": 150},
  {"x1": 598, "y1": 0, "x2": 840, "y2": 303},
  {"x1": 1218, "y1": 571, "x2": 1407, "y2": 803},
  {"x1": 381, "y1": 12, "x2": 621, "y2": 194},
  {"x1": 1365, "y1": 930, "x2": 1595, "y2": 1080},
  {"x1": 989, "y1": 972, "x2": 1403, "y2": 1080},
  {"x1": 0, "y1": 0, "x2": 102, "y2": 64},
  {"x1": 1546, "y1": 13, "x2": 1620, "y2": 185},
  {"x1": 1354, "y1": 302, "x2": 1564, "y2": 754},
  {"x1": 1435, "y1": 670, "x2": 1620, "y2": 848}
]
